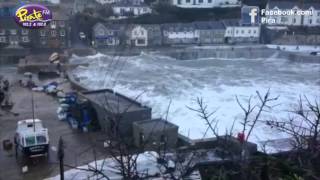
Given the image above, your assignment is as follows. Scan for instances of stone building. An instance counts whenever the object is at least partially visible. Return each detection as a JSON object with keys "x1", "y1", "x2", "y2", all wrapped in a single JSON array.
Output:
[
  {"x1": 266, "y1": 0, "x2": 320, "y2": 27},
  {"x1": 79, "y1": 89, "x2": 152, "y2": 137},
  {"x1": 33, "y1": 7, "x2": 70, "y2": 49},
  {"x1": 133, "y1": 119, "x2": 179, "y2": 149}
]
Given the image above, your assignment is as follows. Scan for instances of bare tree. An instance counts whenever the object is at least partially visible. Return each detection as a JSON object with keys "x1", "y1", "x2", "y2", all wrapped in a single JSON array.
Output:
[
  {"x1": 236, "y1": 89, "x2": 279, "y2": 160},
  {"x1": 265, "y1": 95, "x2": 320, "y2": 177}
]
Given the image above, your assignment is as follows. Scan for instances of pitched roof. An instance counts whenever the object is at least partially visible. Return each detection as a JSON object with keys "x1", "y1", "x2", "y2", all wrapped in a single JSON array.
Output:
[
  {"x1": 113, "y1": 0, "x2": 149, "y2": 7},
  {"x1": 161, "y1": 23, "x2": 195, "y2": 31},
  {"x1": 0, "y1": 17, "x2": 20, "y2": 29},
  {"x1": 222, "y1": 19, "x2": 240, "y2": 27},
  {"x1": 193, "y1": 21, "x2": 225, "y2": 30},
  {"x1": 268, "y1": 0, "x2": 320, "y2": 9}
]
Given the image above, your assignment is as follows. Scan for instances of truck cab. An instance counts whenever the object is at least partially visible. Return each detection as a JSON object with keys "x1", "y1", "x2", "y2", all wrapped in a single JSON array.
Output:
[{"x1": 14, "y1": 119, "x2": 49, "y2": 158}]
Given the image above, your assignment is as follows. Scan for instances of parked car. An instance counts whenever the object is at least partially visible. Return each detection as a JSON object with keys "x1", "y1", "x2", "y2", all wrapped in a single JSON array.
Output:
[{"x1": 79, "y1": 32, "x2": 86, "y2": 40}]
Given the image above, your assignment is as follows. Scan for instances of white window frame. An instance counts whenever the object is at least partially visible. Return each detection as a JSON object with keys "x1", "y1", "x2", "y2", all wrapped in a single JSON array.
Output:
[
  {"x1": 40, "y1": 30, "x2": 46, "y2": 37},
  {"x1": 51, "y1": 30, "x2": 57, "y2": 37},
  {"x1": 10, "y1": 29, "x2": 17, "y2": 35},
  {"x1": 60, "y1": 29, "x2": 66, "y2": 37},
  {"x1": 22, "y1": 36, "x2": 29, "y2": 42}
]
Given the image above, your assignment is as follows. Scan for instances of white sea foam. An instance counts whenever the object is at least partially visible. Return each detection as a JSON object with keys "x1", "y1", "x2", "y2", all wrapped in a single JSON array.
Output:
[{"x1": 70, "y1": 51, "x2": 320, "y2": 147}]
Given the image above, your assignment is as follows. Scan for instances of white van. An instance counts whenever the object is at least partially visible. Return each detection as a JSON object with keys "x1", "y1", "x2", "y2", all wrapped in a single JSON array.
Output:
[{"x1": 14, "y1": 119, "x2": 49, "y2": 158}]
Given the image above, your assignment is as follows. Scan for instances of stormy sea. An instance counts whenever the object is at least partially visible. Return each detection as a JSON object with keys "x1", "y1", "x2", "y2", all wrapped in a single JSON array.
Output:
[{"x1": 69, "y1": 46, "x2": 320, "y2": 150}]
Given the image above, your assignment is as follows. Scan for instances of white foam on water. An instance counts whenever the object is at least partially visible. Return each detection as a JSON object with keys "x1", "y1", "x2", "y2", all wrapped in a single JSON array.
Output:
[{"x1": 71, "y1": 51, "x2": 320, "y2": 147}]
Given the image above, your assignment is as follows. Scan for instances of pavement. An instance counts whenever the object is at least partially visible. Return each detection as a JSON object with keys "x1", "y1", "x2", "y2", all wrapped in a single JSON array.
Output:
[{"x1": 0, "y1": 66, "x2": 107, "y2": 180}]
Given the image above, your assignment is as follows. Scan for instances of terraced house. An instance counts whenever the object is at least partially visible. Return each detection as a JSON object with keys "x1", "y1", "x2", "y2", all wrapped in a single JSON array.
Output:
[
  {"x1": 266, "y1": 0, "x2": 320, "y2": 27},
  {"x1": 170, "y1": 0, "x2": 241, "y2": 8},
  {"x1": 34, "y1": 8, "x2": 70, "y2": 49},
  {"x1": 162, "y1": 23, "x2": 199, "y2": 45},
  {"x1": 112, "y1": 0, "x2": 152, "y2": 18},
  {"x1": 92, "y1": 23, "x2": 126, "y2": 47}
]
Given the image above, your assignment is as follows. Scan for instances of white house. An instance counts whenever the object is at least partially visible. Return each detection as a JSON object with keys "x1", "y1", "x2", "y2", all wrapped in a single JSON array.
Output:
[
  {"x1": 266, "y1": 1, "x2": 320, "y2": 27},
  {"x1": 112, "y1": 2, "x2": 152, "y2": 17},
  {"x1": 302, "y1": 5, "x2": 320, "y2": 26},
  {"x1": 162, "y1": 23, "x2": 199, "y2": 44},
  {"x1": 224, "y1": 25, "x2": 260, "y2": 43},
  {"x1": 130, "y1": 25, "x2": 148, "y2": 46},
  {"x1": 95, "y1": 0, "x2": 121, "y2": 4},
  {"x1": 170, "y1": 0, "x2": 241, "y2": 8},
  {"x1": 96, "y1": 0, "x2": 144, "y2": 5}
]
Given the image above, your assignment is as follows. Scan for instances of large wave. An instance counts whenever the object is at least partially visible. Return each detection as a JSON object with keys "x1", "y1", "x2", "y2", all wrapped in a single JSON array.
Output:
[{"x1": 70, "y1": 51, "x2": 320, "y2": 146}]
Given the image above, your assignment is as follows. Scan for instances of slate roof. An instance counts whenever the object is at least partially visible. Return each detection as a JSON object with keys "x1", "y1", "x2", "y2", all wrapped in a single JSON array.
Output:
[
  {"x1": 193, "y1": 21, "x2": 226, "y2": 30},
  {"x1": 134, "y1": 119, "x2": 178, "y2": 132},
  {"x1": 113, "y1": 0, "x2": 149, "y2": 7},
  {"x1": 222, "y1": 19, "x2": 240, "y2": 27},
  {"x1": 81, "y1": 89, "x2": 150, "y2": 113},
  {"x1": 0, "y1": 17, "x2": 20, "y2": 29},
  {"x1": 161, "y1": 23, "x2": 195, "y2": 31}
]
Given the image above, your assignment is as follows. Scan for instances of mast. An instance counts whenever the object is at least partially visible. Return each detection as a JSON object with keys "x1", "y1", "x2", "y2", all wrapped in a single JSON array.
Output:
[{"x1": 31, "y1": 90, "x2": 35, "y2": 132}]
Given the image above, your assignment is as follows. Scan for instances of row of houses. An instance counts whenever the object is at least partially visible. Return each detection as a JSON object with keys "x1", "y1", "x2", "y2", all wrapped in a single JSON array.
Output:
[
  {"x1": 95, "y1": 0, "x2": 242, "y2": 8},
  {"x1": 74, "y1": 0, "x2": 152, "y2": 17},
  {"x1": 265, "y1": 1, "x2": 320, "y2": 27},
  {"x1": 92, "y1": 20, "x2": 261, "y2": 47}
]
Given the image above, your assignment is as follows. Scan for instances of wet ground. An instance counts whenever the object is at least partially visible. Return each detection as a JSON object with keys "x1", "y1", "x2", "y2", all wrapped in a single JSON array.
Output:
[{"x1": 0, "y1": 66, "x2": 107, "y2": 180}]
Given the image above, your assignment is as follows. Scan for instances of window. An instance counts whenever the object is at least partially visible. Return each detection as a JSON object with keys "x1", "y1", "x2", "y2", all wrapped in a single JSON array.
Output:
[
  {"x1": 0, "y1": 36, "x2": 6, "y2": 43},
  {"x1": 60, "y1": 30, "x2": 66, "y2": 36},
  {"x1": 59, "y1": 21, "x2": 65, "y2": 27},
  {"x1": 236, "y1": 30, "x2": 238, "y2": 34},
  {"x1": 253, "y1": 30, "x2": 257, "y2": 34},
  {"x1": 0, "y1": 29, "x2": 5, "y2": 35},
  {"x1": 293, "y1": 18, "x2": 296, "y2": 23},
  {"x1": 310, "y1": 19, "x2": 313, "y2": 24},
  {"x1": 22, "y1": 36, "x2": 29, "y2": 42},
  {"x1": 51, "y1": 30, "x2": 56, "y2": 37},
  {"x1": 98, "y1": 29, "x2": 104, "y2": 36},
  {"x1": 21, "y1": 29, "x2": 28, "y2": 35},
  {"x1": 41, "y1": 40, "x2": 46, "y2": 45},
  {"x1": 208, "y1": 0, "x2": 212, "y2": 3},
  {"x1": 248, "y1": 30, "x2": 251, "y2": 34},
  {"x1": 241, "y1": 30, "x2": 244, "y2": 34},
  {"x1": 186, "y1": 0, "x2": 190, "y2": 2},
  {"x1": 25, "y1": 136, "x2": 36, "y2": 146},
  {"x1": 199, "y1": 0, "x2": 203, "y2": 3},
  {"x1": 10, "y1": 29, "x2": 17, "y2": 35},
  {"x1": 40, "y1": 30, "x2": 46, "y2": 37},
  {"x1": 318, "y1": 12, "x2": 320, "y2": 16},
  {"x1": 50, "y1": 21, "x2": 56, "y2": 29},
  {"x1": 177, "y1": 0, "x2": 181, "y2": 4},
  {"x1": 36, "y1": 136, "x2": 47, "y2": 144},
  {"x1": 137, "y1": 39, "x2": 145, "y2": 44},
  {"x1": 281, "y1": 17, "x2": 288, "y2": 23},
  {"x1": 139, "y1": 132, "x2": 145, "y2": 145}
]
